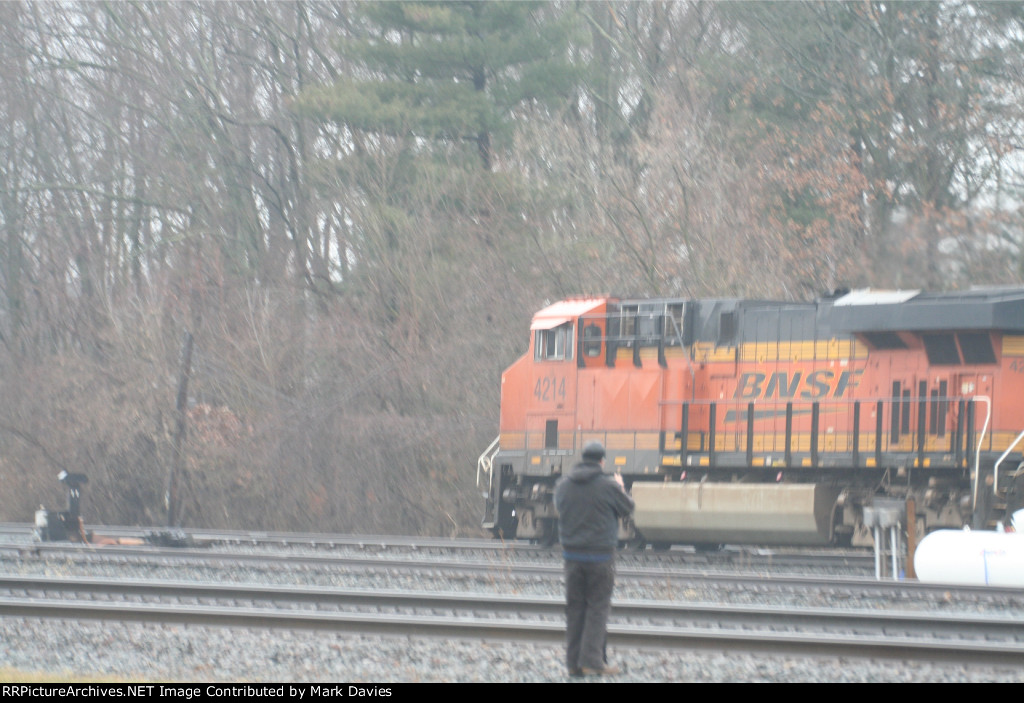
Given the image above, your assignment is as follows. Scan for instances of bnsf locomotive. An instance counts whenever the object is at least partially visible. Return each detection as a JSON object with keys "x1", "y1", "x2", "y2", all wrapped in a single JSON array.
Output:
[{"x1": 477, "y1": 288, "x2": 1024, "y2": 547}]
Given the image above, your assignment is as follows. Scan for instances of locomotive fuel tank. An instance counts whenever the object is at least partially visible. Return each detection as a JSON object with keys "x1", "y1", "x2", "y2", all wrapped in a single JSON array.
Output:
[{"x1": 631, "y1": 482, "x2": 840, "y2": 546}]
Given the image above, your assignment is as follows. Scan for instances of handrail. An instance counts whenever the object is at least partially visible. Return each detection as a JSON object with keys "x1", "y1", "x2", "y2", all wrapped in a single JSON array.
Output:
[
  {"x1": 476, "y1": 435, "x2": 500, "y2": 491},
  {"x1": 971, "y1": 395, "x2": 992, "y2": 514},
  {"x1": 992, "y1": 425, "x2": 1024, "y2": 498}
]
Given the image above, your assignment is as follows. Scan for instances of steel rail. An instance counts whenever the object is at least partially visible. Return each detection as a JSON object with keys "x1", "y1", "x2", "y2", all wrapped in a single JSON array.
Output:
[
  {"x1": 1, "y1": 575, "x2": 1022, "y2": 641},
  {"x1": 3, "y1": 589, "x2": 1023, "y2": 667},
  {"x1": 5, "y1": 541, "x2": 1020, "y2": 603},
  {"x1": 0, "y1": 522, "x2": 876, "y2": 571}
]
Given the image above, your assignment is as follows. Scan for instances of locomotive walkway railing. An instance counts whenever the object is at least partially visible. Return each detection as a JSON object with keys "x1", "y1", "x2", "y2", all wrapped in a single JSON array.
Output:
[
  {"x1": 660, "y1": 396, "x2": 986, "y2": 471},
  {"x1": 501, "y1": 395, "x2": 1011, "y2": 477},
  {"x1": 476, "y1": 435, "x2": 500, "y2": 491}
]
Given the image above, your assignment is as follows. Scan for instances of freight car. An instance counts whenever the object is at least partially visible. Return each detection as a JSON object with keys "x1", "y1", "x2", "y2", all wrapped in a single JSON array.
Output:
[{"x1": 476, "y1": 288, "x2": 1024, "y2": 547}]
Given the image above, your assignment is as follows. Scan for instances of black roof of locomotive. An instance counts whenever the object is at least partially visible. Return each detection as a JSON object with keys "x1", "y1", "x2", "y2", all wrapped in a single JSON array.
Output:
[
  {"x1": 613, "y1": 287, "x2": 1024, "y2": 345},
  {"x1": 826, "y1": 287, "x2": 1024, "y2": 334}
]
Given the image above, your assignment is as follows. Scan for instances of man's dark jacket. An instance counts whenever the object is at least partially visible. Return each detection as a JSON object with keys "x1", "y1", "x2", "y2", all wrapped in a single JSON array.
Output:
[{"x1": 554, "y1": 460, "x2": 635, "y2": 554}]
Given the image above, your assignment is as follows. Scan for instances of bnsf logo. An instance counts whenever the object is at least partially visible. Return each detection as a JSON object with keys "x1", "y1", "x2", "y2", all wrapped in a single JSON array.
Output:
[{"x1": 733, "y1": 369, "x2": 863, "y2": 400}]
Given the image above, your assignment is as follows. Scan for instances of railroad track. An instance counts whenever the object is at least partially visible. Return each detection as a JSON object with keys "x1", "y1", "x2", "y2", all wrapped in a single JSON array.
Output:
[
  {"x1": 3, "y1": 575, "x2": 1022, "y2": 666},
  {"x1": 0, "y1": 522, "x2": 876, "y2": 572},
  {"x1": 5, "y1": 538, "x2": 1022, "y2": 609}
]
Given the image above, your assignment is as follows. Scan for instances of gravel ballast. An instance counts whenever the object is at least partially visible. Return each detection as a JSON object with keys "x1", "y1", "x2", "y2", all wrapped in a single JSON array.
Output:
[
  {"x1": 1, "y1": 546, "x2": 1022, "y2": 683},
  {"x1": 2, "y1": 618, "x2": 1020, "y2": 683}
]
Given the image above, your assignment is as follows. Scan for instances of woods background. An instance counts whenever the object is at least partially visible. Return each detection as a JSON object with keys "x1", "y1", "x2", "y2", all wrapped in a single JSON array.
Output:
[{"x1": 3, "y1": 1, "x2": 1024, "y2": 535}]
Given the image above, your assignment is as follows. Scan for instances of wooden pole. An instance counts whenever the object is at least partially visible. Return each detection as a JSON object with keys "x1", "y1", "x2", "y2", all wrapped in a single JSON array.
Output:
[{"x1": 166, "y1": 331, "x2": 193, "y2": 527}]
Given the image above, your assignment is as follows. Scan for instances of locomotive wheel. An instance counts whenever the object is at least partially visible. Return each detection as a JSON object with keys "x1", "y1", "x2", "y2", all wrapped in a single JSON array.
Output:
[
  {"x1": 971, "y1": 464, "x2": 996, "y2": 531},
  {"x1": 833, "y1": 527, "x2": 854, "y2": 548},
  {"x1": 536, "y1": 518, "x2": 557, "y2": 548},
  {"x1": 694, "y1": 543, "x2": 724, "y2": 552},
  {"x1": 492, "y1": 518, "x2": 518, "y2": 541}
]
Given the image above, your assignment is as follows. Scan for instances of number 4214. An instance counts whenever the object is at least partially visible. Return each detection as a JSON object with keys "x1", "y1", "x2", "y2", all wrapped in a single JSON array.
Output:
[{"x1": 534, "y1": 376, "x2": 566, "y2": 402}]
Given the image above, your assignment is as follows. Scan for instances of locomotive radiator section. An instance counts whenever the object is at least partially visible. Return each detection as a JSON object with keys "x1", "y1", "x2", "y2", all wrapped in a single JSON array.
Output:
[{"x1": 631, "y1": 483, "x2": 840, "y2": 546}]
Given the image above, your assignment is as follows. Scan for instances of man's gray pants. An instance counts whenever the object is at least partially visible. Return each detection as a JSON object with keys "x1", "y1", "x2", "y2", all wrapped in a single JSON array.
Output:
[{"x1": 564, "y1": 558, "x2": 615, "y2": 672}]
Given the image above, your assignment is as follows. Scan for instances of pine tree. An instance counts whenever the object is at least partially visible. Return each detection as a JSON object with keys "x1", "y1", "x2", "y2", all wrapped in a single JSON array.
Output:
[{"x1": 298, "y1": 1, "x2": 584, "y2": 171}]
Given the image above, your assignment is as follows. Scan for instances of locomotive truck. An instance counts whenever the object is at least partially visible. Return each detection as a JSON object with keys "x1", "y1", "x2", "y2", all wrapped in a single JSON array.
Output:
[{"x1": 477, "y1": 288, "x2": 1024, "y2": 547}]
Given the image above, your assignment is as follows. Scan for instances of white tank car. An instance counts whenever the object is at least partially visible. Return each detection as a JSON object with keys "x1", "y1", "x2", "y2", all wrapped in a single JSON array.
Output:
[{"x1": 915, "y1": 515, "x2": 1024, "y2": 587}]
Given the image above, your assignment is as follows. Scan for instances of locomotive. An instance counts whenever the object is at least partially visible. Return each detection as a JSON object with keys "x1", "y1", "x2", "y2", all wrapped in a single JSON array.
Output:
[{"x1": 477, "y1": 288, "x2": 1024, "y2": 547}]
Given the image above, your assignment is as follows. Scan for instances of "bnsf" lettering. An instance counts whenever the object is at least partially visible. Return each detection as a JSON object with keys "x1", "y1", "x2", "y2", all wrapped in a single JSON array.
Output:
[{"x1": 732, "y1": 369, "x2": 863, "y2": 400}]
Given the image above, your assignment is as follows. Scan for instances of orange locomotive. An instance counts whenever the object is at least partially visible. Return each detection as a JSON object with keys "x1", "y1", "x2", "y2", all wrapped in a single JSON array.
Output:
[{"x1": 477, "y1": 288, "x2": 1024, "y2": 547}]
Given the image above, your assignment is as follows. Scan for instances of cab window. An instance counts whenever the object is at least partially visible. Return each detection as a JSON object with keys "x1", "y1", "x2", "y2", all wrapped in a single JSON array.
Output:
[
  {"x1": 535, "y1": 322, "x2": 574, "y2": 361},
  {"x1": 583, "y1": 323, "x2": 602, "y2": 357}
]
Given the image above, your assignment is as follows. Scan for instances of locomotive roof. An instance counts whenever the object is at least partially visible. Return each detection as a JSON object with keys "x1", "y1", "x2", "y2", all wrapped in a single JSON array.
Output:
[
  {"x1": 829, "y1": 287, "x2": 1024, "y2": 333},
  {"x1": 540, "y1": 288, "x2": 1024, "y2": 339},
  {"x1": 530, "y1": 298, "x2": 605, "y2": 330}
]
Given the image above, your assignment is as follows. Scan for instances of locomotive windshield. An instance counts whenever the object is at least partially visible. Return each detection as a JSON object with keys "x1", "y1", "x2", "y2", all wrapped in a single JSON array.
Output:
[{"x1": 535, "y1": 322, "x2": 573, "y2": 361}]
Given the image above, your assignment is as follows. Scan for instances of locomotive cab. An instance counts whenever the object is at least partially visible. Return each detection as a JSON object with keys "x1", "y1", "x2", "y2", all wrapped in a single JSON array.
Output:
[{"x1": 480, "y1": 299, "x2": 609, "y2": 543}]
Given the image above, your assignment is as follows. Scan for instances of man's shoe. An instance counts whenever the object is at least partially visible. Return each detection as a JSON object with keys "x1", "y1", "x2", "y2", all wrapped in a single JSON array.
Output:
[
  {"x1": 580, "y1": 664, "x2": 621, "y2": 676},
  {"x1": 568, "y1": 668, "x2": 583, "y2": 677}
]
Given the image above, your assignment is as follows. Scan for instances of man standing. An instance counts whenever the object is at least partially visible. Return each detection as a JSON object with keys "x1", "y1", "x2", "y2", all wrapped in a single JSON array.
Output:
[{"x1": 554, "y1": 440, "x2": 635, "y2": 677}]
